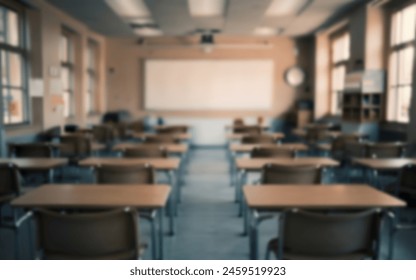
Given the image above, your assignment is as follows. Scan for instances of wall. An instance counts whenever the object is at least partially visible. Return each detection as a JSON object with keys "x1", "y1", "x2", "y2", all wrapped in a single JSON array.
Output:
[{"x1": 4, "y1": 0, "x2": 107, "y2": 140}]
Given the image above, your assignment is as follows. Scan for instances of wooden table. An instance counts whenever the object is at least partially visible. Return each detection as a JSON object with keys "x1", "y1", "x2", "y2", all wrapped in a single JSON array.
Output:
[
  {"x1": 12, "y1": 184, "x2": 171, "y2": 260},
  {"x1": 243, "y1": 184, "x2": 406, "y2": 259},
  {"x1": 352, "y1": 158, "x2": 416, "y2": 171},
  {"x1": 229, "y1": 143, "x2": 308, "y2": 154},
  {"x1": 132, "y1": 132, "x2": 191, "y2": 141},
  {"x1": 226, "y1": 132, "x2": 284, "y2": 141},
  {"x1": 0, "y1": 158, "x2": 68, "y2": 182},
  {"x1": 113, "y1": 143, "x2": 188, "y2": 155},
  {"x1": 292, "y1": 129, "x2": 364, "y2": 139},
  {"x1": 79, "y1": 157, "x2": 180, "y2": 235},
  {"x1": 225, "y1": 125, "x2": 269, "y2": 131}
]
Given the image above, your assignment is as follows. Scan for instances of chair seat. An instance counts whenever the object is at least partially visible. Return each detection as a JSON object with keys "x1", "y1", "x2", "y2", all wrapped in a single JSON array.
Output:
[{"x1": 267, "y1": 238, "x2": 372, "y2": 260}]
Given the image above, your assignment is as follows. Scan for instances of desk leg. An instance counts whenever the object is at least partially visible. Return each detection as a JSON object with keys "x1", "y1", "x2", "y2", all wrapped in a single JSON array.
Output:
[
  {"x1": 238, "y1": 171, "x2": 247, "y2": 217},
  {"x1": 48, "y1": 169, "x2": 55, "y2": 183},
  {"x1": 158, "y1": 208, "x2": 164, "y2": 260},
  {"x1": 242, "y1": 196, "x2": 249, "y2": 236},
  {"x1": 248, "y1": 209, "x2": 259, "y2": 260},
  {"x1": 167, "y1": 171, "x2": 176, "y2": 235},
  {"x1": 150, "y1": 216, "x2": 157, "y2": 260}
]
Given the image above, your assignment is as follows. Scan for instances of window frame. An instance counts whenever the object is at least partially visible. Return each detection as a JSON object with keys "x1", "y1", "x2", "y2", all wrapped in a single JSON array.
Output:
[
  {"x1": 0, "y1": 1, "x2": 30, "y2": 127},
  {"x1": 60, "y1": 28, "x2": 75, "y2": 119},
  {"x1": 86, "y1": 39, "x2": 99, "y2": 115},
  {"x1": 386, "y1": 1, "x2": 416, "y2": 124},
  {"x1": 329, "y1": 27, "x2": 350, "y2": 116}
]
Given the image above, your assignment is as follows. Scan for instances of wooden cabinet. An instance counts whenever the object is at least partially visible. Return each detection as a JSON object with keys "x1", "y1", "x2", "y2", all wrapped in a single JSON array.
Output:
[{"x1": 342, "y1": 71, "x2": 384, "y2": 122}]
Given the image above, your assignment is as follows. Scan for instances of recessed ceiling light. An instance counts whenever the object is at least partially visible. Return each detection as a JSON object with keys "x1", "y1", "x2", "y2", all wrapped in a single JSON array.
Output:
[
  {"x1": 105, "y1": 0, "x2": 150, "y2": 18},
  {"x1": 188, "y1": 0, "x2": 226, "y2": 17},
  {"x1": 265, "y1": 0, "x2": 309, "y2": 17},
  {"x1": 253, "y1": 27, "x2": 278, "y2": 36},
  {"x1": 134, "y1": 28, "x2": 163, "y2": 37}
]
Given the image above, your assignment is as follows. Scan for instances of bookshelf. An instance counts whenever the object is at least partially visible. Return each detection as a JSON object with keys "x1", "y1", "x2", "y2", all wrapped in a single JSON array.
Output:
[{"x1": 342, "y1": 70, "x2": 385, "y2": 122}]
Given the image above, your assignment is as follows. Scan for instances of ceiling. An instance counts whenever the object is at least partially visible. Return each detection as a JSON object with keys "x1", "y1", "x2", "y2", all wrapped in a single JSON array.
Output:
[{"x1": 46, "y1": 0, "x2": 366, "y2": 37}]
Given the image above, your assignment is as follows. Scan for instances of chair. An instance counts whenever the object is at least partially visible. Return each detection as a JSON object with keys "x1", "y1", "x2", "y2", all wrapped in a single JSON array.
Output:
[
  {"x1": 233, "y1": 125, "x2": 262, "y2": 134},
  {"x1": 251, "y1": 147, "x2": 295, "y2": 159},
  {"x1": 233, "y1": 118, "x2": 244, "y2": 126},
  {"x1": 92, "y1": 124, "x2": 117, "y2": 145},
  {"x1": 266, "y1": 208, "x2": 382, "y2": 259},
  {"x1": 94, "y1": 164, "x2": 157, "y2": 258},
  {"x1": 144, "y1": 134, "x2": 177, "y2": 144},
  {"x1": 128, "y1": 120, "x2": 144, "y2": 133},
  {"x1": 156, "y1": 125, "x2": 188, "y2": 134},
  {"x1": 124, "y1": 147, "x2": 167, "y2": 158},
  {"x1": 0, "y1": 163, "x2": 32, "y2": 259},
  {"x1": 242, "y1": 135, "x2": 275, "y2": 144},
  {"x1": 330, "y1": 134, "x2": 361, "y2": 160},
  {"x1": 261, "y1": 164, "x2": 321, "y2": 184},
  {"x1": 367, "y1": 142, "x2": 406, "y2": 158},
  {"x1": 34, "y1": 208, "x2": 141, "y2": 260},
  {"x1": 388, "y1": 164, "x2": 416, "y2": 259},
  {"x1": 59, "y1": 135, "x2": 92, "y2": 160},
  {"x1": 38, "y1": 126, "x2": 61, "y2": 142},
  {"x1": 304, "y1": 126, "x2": 329, "y2": 144},
  {"x1": 10, "y1": 143, "x2": 53, "y2": 158},
  {"x1": 95, "y1": 164, "x2": 155, "y2": 184}
]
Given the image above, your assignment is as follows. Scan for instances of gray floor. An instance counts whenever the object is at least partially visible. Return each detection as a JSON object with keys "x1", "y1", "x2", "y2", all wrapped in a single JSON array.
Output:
[{"x1": 1, "y1": 147, "x2": 416, "y2": 259}]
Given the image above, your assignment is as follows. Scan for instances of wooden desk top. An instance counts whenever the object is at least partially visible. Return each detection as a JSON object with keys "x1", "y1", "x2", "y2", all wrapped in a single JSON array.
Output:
[
  {"x1": 113, "y1": 143, "x2": 188, "y2": 154},
  {"x1": 352, "y1": 158, "x2": 416, "y2": 170},
  {"x1": 226, "y1": 132, "x2": 284, "y2": 141},
  {"x1": 244, "y1": 184, "x2": 406, "y2": 210},
  {"x1": 0, "y1": 158, "x2": 68, "y2": 170},
  {"x1": 79, "y1": 157, "x2": 180, "y2": 170},
  {"x1": 236, "y1": 157, "x2": 339, "y2": 171},
  {"x1": 292, "y1": 129, "x2": 364, "y2": 139},
  {"x1": 12, "y1": 184, "x2": 171, "y2": 209},
  {"x1": 154, "y1": 125, "x2": 189, "y2": 130},
  {"x1": 225, "y1": 125, "x2": 269, "y2": 130},
  {"x1": 230, "y1": 143, "x2": 308, "y2": 153},
  {"x1": 132, "y1": 132, "x2": 191, "y2": 141}
]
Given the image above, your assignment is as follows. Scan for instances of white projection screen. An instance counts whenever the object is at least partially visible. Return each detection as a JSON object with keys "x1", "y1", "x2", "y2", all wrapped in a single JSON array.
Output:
[{"x1": 144, "y1": 60, "x2": 274, "y2": 110}]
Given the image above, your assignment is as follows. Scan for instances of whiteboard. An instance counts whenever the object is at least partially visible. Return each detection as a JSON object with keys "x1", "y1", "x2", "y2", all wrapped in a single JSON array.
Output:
[{"x1": 144, "y1": 60, "x2": 274, "y2": 110}]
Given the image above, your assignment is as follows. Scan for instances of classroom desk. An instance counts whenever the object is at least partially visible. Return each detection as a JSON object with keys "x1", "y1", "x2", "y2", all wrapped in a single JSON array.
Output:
[
  {"x1": 243, "y1": 184, "x2": 406, "y2": 259},
  {"x1": 12, "y1": 184, "x2": 171, "y2": 260},
  {"x1": 234, "y1": 157, "x2": 340, "y2": 217},
  {"x1": 113, "y1": 143, "x2": 188, "y2": 155},
  {"x1": 226, "y1": 132, "x2": 284, "y2": 141},
  {"x1": 225, "y1": 125, "x2": 269, "y2": 131},
  {"x1": 79, "y1": 157, "x2": 180, "y2": 235},
  {"x1": 0, "y1": 158, "x2": 68, "y2": 182},
  {"x1": 132, "y1": 132, "x2": 191, "y2": 141},
  {"x1": 154, "y1": 125, "x2": 189, "y2": 131},
  {"x1": 229, "y1": 143, "x2": 308, "y2": 153},
  {"x1": 352, "y1": 158, "x2": 416, "y2": 188},
  {"x1": 292, "y1": 129, "x2": 364, "y2": 139}
]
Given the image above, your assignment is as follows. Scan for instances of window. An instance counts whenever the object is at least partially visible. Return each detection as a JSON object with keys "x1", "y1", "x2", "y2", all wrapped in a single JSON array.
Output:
[
  {"x1": 0, "y1": 4, "x2": 28, "y2": 125},
  {"x1": 330, "y1": 32, "x2": 350, "y2": 115},
  {"x1": 86, "y1": 40, "x2": 98, "y2": 113},
  {"x1": 387, "y1": 3, "x2": 416, "y2": 123},
  {"x1": 60, "y1": 30, "x2": 74, "y2": 118}
]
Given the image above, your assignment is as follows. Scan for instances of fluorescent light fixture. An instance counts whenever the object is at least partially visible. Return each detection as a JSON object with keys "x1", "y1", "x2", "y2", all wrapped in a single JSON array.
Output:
[
  {"x1": 188, "y1": 0, "x2": 226, "y2": 17},
  {"x1": 130, "y1": 18, "x2": 155, "y2": 25},
  {"x1": 105, "y1": 0, "x2": 150, "y2": 18},
  {"x1": 134, "y1": 28, "x2": 163, "y2": 37},
  {"x1": 253, "y1": 27, "x2": 277, "y2": 36},
  {"x1": 265, "y1": 0, "x2": 309, "y2": 16}
]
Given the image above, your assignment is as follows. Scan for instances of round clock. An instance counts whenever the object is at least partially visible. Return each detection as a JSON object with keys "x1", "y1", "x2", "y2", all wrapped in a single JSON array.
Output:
[{"x1": 285, "y1": 66, "x2": 306, "y2": 87}]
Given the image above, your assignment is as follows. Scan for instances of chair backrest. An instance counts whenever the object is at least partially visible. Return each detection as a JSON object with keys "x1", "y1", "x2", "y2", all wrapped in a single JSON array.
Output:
[
  {"x1": 331, "y1": 135, "x2": 360, "y2": 152},
  {"x1": 344, "y1": 141, "x2": 367, "y2": 158},
  {"x1": 279, "y1": 209, "x2": 381, "y2": 260},
  {"x1": 261, "y1": 164, "x2": 321, "y2": 184},
  {"x1": 11, "y1": 143, "x2": 53, "y2": 158},
  {"x1": 233, "y1": 118, "x2": 244, "y2": 126},
  {"x1": 305, "y1": 127, "x2": 328, "y2": 142},
  {"x1": 38, "y1": 126, "x2": 61, "y2": 142},
  {"x1": 251, "y1": 147, "x2": 295, "y2": 159},
  {"x1": 124, "y1": 147, "x2": 167, "y2": 158},
  {"x1": 233, "y1": 125, "x2": 262, "y2": 134},
  {"x1": 144, "y1": 134, "x2": 177, "y2": 144},
  {"x1": 92, "y1": 124, "x2": 116, "y2": 144},
  {"x1": 157, "y1": 125, "x2": 188, "y2": 134},
  {"x1": 0, "y1": 163, "x2": 21, "y2": 198},
  {"x1": 60, "y1": 135, "x2": 92, "y2": 157},
  {"x1": 366, "y1": 142, "x2": 406, "y2": 158},
  {"x1": 128, "y1": 120, "x2": 144, "y2": 133},
  {"x1": 35, "y1": 208, "x2": 139, "y2": 260},
  {"x1": 95, "y1": 164, "x2": 155, "y2": 184},
  {"x1": 242, "y1": 135, "x2": 275, "y2": 144}
]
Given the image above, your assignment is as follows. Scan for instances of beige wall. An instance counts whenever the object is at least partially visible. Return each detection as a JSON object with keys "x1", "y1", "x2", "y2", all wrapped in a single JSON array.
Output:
[
  {"x1": 106, "y1": 36, "x2": 313, "y2": 119},
  {"x1": 5, "y1": 0, "x2": 106, "y2": 139}
]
